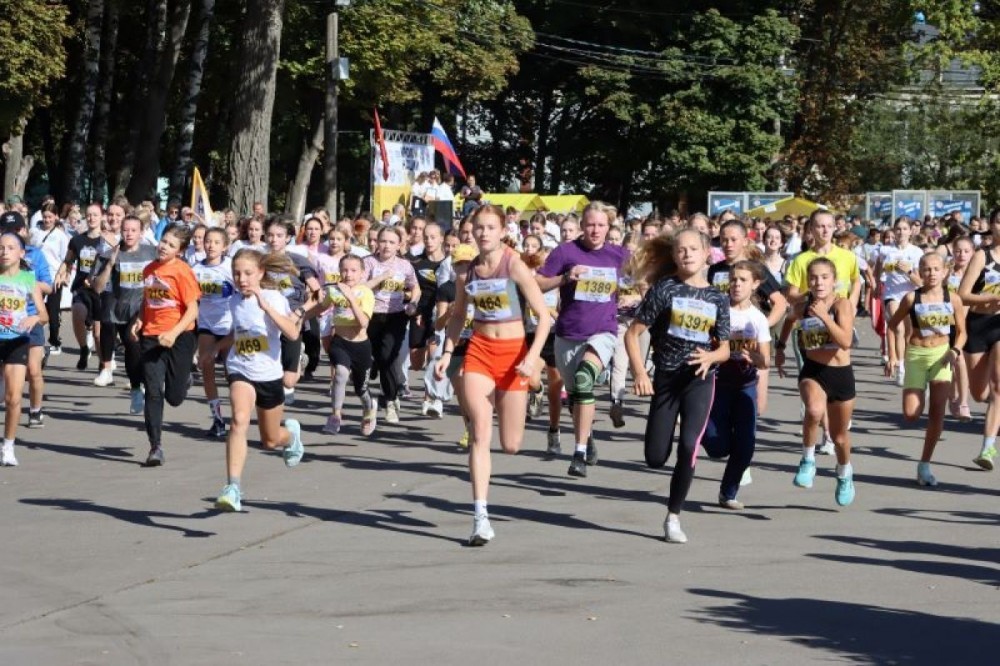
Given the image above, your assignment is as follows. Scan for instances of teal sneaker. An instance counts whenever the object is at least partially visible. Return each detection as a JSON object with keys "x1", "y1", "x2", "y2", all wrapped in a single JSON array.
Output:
[
  {"x1": 973, "y1": 445, "x2": 997, "y2": 471},
  {"x1": 835, "y1": 474, "x2": 856, "y2": 506},
  {"x1": 793, "y1": 457, "x2": 816, "y2": 488},
  {"x1": 215, "y1": 484, "x2": 242, "y2": 512},
  {"x1": 283, "y1": 419, "x2": 304, "y2": 467}
]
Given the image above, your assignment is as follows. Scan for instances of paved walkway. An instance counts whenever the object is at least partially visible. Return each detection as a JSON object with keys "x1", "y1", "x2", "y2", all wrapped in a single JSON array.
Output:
[{"x1": 0, "y1": 323, "x2": 997, "y2": 665}]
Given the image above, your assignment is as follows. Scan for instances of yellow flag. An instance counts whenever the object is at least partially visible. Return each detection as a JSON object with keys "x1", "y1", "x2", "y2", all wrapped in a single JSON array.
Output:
[{"x1": 191, "y1": 166, "x2": 214, "y2": 225}]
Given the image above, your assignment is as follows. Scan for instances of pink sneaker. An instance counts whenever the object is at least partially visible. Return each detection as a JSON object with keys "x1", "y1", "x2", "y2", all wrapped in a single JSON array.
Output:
[{"x1": 322, "y1": 415, "x2": 341, "y2": 435}]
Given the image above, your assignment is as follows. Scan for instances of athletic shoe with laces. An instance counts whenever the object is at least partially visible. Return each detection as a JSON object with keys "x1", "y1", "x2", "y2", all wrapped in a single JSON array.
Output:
[
  {"x1": 973, "y1": 445, "x2": 997, "y2": 471},
  {"x1": 215, "y1": 484, "x2": 242, "y2": 512},
  {"x1": 568, "y1": 451, "x2": 588, "y2": 477},
  {"x1": 94, "y1": 368, "x2": 114, "y2": 387},
  {"x1": 545, "y1": 430, "x2": 561, "y2": 458},
  {"x1": 468, "y1": 515, "x2": 494, "y2": 546},
  {"x1": 895, "y1": 366, "x2": 906, "y2": 387},
  {"x1": 610, "y1": 400, "x2": 625, "y2": 428},
  {"x1": 793, "y1": 457, "x2": 816, "y2": 488},
  {"x1": 129, "y1": 388, "x2": 145, "y2": 415},
  {"x1": 207, "y1": 417, "x2": 226, "y2": 439},
  {"x1": 718, "y1": 494, "x2": 744, "y2": 510},
  {"x1": 322, "y1": 415, "x2": 341, "y2": 435},
  {"x1": 958, "y1": 404, "x2": 972, "y2": 422},
  {"x1": 916, "y1": 462, "x2": 938, "y2": 487},
  {"x1": 1, "y1": 441, "x2": 17, "y2": 466},
  {"x1": 835, "y1": 474, "x2": 856, "y2": 506},
  {"x1": 385, "y1": 401, "x2": 400, "y2": 424},
  {"x1": 283, "y1": 419, "x2": 304, "y2": 467},
  {"x1": 27, "y1": 410, "x2": 44, "y2": 429},
  {"x1": 145, "y1": 446, "x2": 164, "y2": 467},
  {"x1": 585, "y1": 435, "x2": 598, "y2": 465},
  {"x1": 421, "y1": 399, "x2": 431, "y2": 416},
  {"x1": 76, "y1": 347, "x2": 89, "y2": 370},
  {"x1": 663, "y1": 516, "x2": 688, "y2": 543},
  {"x1": 428, "y1": 399, "x2": 443, "y2": 418},
  {"x1": 48, "y1": 345, "x2": 62, "y2": 356},
  {"x1": 361, "y1": 409, "x2": 378, "y2": 436},
  {"x1": 818, "y1": 435, "x2": 835, "y2": 456}
]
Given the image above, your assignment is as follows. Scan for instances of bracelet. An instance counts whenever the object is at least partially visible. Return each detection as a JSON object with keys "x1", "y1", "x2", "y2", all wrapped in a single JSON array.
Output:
[{"x1": 441, "y1": 350, "x2": 453, "y2": 356}]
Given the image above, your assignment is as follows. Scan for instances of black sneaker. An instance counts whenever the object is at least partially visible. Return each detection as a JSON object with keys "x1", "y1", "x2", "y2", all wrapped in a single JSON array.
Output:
[
  {"x1": 27, "y1": 409, "x2": 44, "y2": 428},
  {"x1": 585, "y1": 435, "x2": 598, "y2": 466},
  {"x1": 145, "y1": 446, "x2": 164, "y2": 467},
  {"x1": 76, "y1": 347, "x2": 90, "y2": 370},
  {"x1": 568, "y1": 451, "x2": 588, "y2": 477},
  {"x1": 610, "y1": 401, "x2": 625, "y2": 428},
  {"x1": 207, "y1": 417, "x2": 226, "y2": 439}
]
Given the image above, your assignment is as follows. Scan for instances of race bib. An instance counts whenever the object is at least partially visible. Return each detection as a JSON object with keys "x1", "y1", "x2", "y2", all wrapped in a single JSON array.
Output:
[
  {"x1": 947, "y1": 274, "x2": 961, "y2": 290},
  {"x1": 712, "y1": 270, "x2": 731, "y2": 294},
  {"x1": 119, "y1": 261, "x2": 145, "y2": 289},
  {"x1": 199, "y1": 280, "x2": 225, "y2": 297},
  {"x1": 800, "y1": 316, "x2": 834, "y2": 351},
  {"x1": 0, "y1": 285, "x2": 27, "y2": 332},
  {"x1": 914, "y1": 301, "x2": 953, "y2": 338},
  {"x1": 729, "y1": 322, "x2": 758, "y2": 356},
  {"x1": 144, "y1": 275, "x2": 175, "y2": 309},
  {"x1": 667, "y1": 297, "x2": 716, "y2": 343},
  {"x1": 460, "y1": 304, "x2": 475, "y2": 340},
  {"x1": 466, "y1": 278, "x2": 512, "y2": 321},
  {"x1": 324, "y1": 271, "x2": 341, "y2": 285},
  {"x1": 79, "y1": 246, "x2": 97, "y2": 273},
  {"x1": 881, "y1": 249, "x2": 899, "y2": 276},
  {"x1": 234, "y1": 332, "x2": 270, "y2": 356},
  {"x1": 575, "y1": 267, "x2": 617, "y2": 303},
  {"x1": 379, "y1": 272, "x2": 406, "y2": 293},
  {"x1": 984, "y1": 270, "x2": 1000, "y2": 296}
]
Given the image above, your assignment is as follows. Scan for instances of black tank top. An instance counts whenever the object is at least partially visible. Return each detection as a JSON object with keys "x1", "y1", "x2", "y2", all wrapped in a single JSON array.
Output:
[
  {"x1": 970, "y1": 247, "x2": 1000, "y2": 293},
  {"x1": 908, "y1": 287, "x2": 956, "y2": 346}
]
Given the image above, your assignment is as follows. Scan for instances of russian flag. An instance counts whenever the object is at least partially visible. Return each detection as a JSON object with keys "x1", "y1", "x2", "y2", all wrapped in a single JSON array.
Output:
[{"x1": 431, "y1": 117, "x2": 467, "y2": 180}]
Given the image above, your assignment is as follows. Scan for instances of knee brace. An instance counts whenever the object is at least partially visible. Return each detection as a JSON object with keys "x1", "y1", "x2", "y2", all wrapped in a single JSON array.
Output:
[{"x1": 572, "y1": 359, "x2": 600, "y2": 405}]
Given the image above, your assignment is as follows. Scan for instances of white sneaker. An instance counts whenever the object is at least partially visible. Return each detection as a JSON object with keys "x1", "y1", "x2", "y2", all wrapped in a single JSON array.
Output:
[
  {"x1": 86, "y1": 330, "x2": 95, "y2": 352},
  {"x1": 48, "y1": 345, "x2": 62, "y2": 356},
  {"x1": 93, "y1": 369, "x2": 114, "y2": 387},
  {"x1": 740, "y1": 468, "x2": 753, "y2": 486},
  {"x1": 664, "y1": 515, "x2": 687, "y2": 544},
  {"x1": 819, "y1": 435, "x2": 836, "y2": 456},
  {"x1": 430, "y1": 399, "x2": 443, "y2": 418},
  {"x1": 1, "y1": 441, "x2": 17, "y2": 466},
  {"x1": 385, "y1": 401, "x2": 400, "y2": 424},
  {"x1": 421, "y1": 399, "x2": 431, "y2": 417},
  {"x1": 469, "y1": 515, "x2": 494, "y2": 546},
  {"x1": 896, "y1": 366, "x2": 906, "y2": 387},
  {"x1": 111, "y1": 359, "x2": 117, "y2": 371},
  {"x1": 917, "y1": 462, "x2": 938, "y2": 487}
]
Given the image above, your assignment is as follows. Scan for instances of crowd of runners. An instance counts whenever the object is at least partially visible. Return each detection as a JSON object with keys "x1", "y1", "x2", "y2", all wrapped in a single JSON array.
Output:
[{"x1": 0, "y1": 192, "x2": 997, "y2": 546}]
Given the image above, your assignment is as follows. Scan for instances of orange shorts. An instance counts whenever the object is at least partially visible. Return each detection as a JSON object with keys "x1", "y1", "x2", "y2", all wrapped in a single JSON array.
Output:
[{"x1": 463, "y1": 334, "x2": 529, "y2": 391}]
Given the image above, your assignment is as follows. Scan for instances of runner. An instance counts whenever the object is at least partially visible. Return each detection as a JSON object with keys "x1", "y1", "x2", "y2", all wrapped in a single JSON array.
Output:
[
  {"x1": 875, "y1": 217, "x2": 924, "y2": 387},
  {"x1": 410, "y1": 222, "x2": 445, "y2": 415},
  {"x1": 130, "y1": 224, "x2": 202, "y2": 467},
  {"x1": 29, "y1": 203, "x2": 70, "y2": 355},
  {"x1": 625, "y1": 229, "x2": 730, "y2": 543},
  {"x1": 886, "y1": 252, "x2": 966, "y2": 486},
  {"x1": 703, "y1": 261, "x2": 770, "y2": 509},
  {"x1": 228, "y1": 218, "x2": 267, "y2": 257},
  {"x1": 213, "y1": 249, "x2": 306, "y2": 512},
  {"x1": 0, "y1": 232, "x2": 48, "y2": 466},
  {"x1": 947, "y1": 236, "x2": 974, "y2": 421},
  {"x1": 53, "y1": 203, "x2": 105, "y2": 371},
  {"x1": 192, "y1": 228, "x2": 235, "y2": 437},
  {"x1": 434, "y1": 206, "x2": 550, "y2": 546},
  {"x1": 776, "y1": 257, "x2": 858, "y2": 506},
  {"x1": 91, "y1": 215, "x2": 157, "y2": 414},
  {"x1": 294, "y1": 216, "x2": 327, "y2": 379},
  {"x1": 537, "y1": 201, "x2": 629, "y2": 477}
]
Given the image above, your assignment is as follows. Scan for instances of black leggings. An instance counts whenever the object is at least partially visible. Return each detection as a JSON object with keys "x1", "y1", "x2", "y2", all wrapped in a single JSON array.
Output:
[
  {"x1": 302, "y1": 318, "x2": 321, "y2": 374},
  {"x1": 368, "y1": 311, "x2": 408, "y2": 406},
  {"x1": 644, "y1": 368, "x2": 716, "y2": 514},
  {"x1": 141, "y1": 332, "x2": 196, "y2": 447},
  {"x1": 46, "y1": 286, "x2": 62, "y2": 347},
  {"x1": 100, "y1": 320, "x2": 142, "y2": 389}
]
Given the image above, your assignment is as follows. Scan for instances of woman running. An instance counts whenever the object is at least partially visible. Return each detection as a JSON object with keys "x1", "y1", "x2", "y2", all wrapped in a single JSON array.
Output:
[
  {"x1": 193, "y1": 228, "x2": 236, "y2": 438},
  {"x1": 947, "y1": 236, "x2": 974, "y2": 421},
  {"x1": 886, "y1": 252, "x2": 966, "y2": 486},
  {"x1": 875, "y1": 217, "x2": 924, "y2": 387},
  {"x1": 91, "y1": 215, "x2": 158, "y2": 415},
  {"x1": 776, "y1": 257, "x2": 858, "y2": 506},
  {"x1": 703, "y1": 261, "x2": 770, "y2": 509},
  {"x1": 313, "y1": 227, "x2": 348, "y2": 360},
  {"x1": 213, "y1": 249, "x2": 306, "y2": 512},
  {"x1": 434, "y1": 206, "x2": 550, "y2": 546},
  {"x1": 521, "y1": 235, "x2": 563, "y2": 454},
  {"x1": 625, "y1": 229, "x2": 730, "y2": 543},
  {"x1": 958, "y1": 210, "x2": 1000, "y2": 470},
  {"x1": 295, "y1": 216, "x2": 328, "y2": 379},
  {"x1": 0, "y1": 233, "x2": 48, "y2": 466},
  {"x1": 130, "y1": 224, "x2": 201, "y2": 467},
  {"x1": 30, "y1": 202, "x2": 70, "y2": 355},
  {"x1": 411, "y1": 222, "x2": 445, "y2": 415},
  {"x1": 228, "y1": 218, "x2": 267, "y2": 257},
  {"x1": 761, "y1": 225, "x2": 788, "y2": 286}
]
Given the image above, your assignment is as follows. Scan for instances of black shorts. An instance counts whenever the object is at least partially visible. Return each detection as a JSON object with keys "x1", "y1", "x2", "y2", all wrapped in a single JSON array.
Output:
[
  {"x1": 72, "y1": 289, "x2": 101, "y2": 327},
  {"x1": 227, "y1": 373, "x2": 284, "y2": 409},
  {"x1": 280, "y1": 335, "x2": 302, "y2": 373},
  {"x1": 0, "y1": 336, "x2": 30, "y2": 365},
  {"x1": 197, "y1": 328, "x2": 228, "y2": 342},
  {"x1": 799, "y1": 359, "x2": 856, "y2": 403},
  {"x1": 525, "y1": 331, "x2": 557, "y2": 368},
  {"x1": 408, "y1": 310, "x2": 436, "y2": 349},
  {"x1": 330, "y1": 336, "x2": 373, "y2": 396},
  {"x1": 963, "y1": 312, "x2": 1000, "y2": 355}
]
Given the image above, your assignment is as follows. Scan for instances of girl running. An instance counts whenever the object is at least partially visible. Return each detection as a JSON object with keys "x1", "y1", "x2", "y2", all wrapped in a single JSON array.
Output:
[
  {"x1": 947, "y1": 236, "x2": 974, "y2": 421},
  {"x1": 776, "y1": 257, "x2": 858, "y2": 506},
  {"x1": 703, "y1": 261, "x2": 770, "y2": 509},
  {"x1": 0, "y1": 233, "x2": 48, "y2": 466},
  {"x1": 875, "y1": 217, "x2": 924, "y2": 387},
  {"x1": 313, "y1": 227, "x2": 348, "y2": 356},
  {"x1": 411, "y1": 223, "x2": 445, "y2": 415},
  {"x1": 130, "y1": 224, "x2": 201, "y2": 467},
  {"x1": 213, "y1": 249, "x2": 306, "y2": 512},
  {"x1": 625, "y1": 229, "x2": 730, "y2": 543},
  {"x1": 193, "y1": 228, "x2": 236, "y2": 438},
  {"x1": 295, "y1": 216, "x2": 328, "y2": 379},
  {"x1": 434, "y1": 206, "x2": 551, "y2": 546},
  {"x1": 228, "y1": 218, "x2": 267, "y2": 257},
  {"x1": 886, "y1": 252, "x2": 966, "y2": 486},
  {"x1": 521, "y1": 236, "x2": 563, "y2": 454}
]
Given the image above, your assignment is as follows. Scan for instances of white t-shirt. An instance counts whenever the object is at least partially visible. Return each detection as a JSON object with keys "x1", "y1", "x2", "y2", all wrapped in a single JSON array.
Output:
[
  {"x1": 729, "y1": 304, "x2": 771, "y2": 350},
  {"x1": 29, "y1": 225, "x2": 70, "y2": 276},
  {"x1": 194, "y1": 258, "x2": 235, "y2": 334},
  {"x1": 225, "y1": 289, "x2": 290, "y2": 382},
  {"x1": 436, "y1": 183, "x2": 455, "y2": 201},
  {"x1": 878, "y1": 244, "x2": 923, "y2": 302},
  {"x1": 227, "y1": 240, "x2": 268, "y2": 257}
]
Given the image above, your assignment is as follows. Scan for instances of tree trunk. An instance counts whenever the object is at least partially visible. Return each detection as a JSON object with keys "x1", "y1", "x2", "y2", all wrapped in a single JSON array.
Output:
[
  {"x1": 37, "y1": 109, "x2": 58, "y2": 191},
  {"x1": 226, "y1": 0, "x2": 286, "y2": 214},
  {"x1": 90, "y1": 1, "x2": 120, "y2": 204},
  {"x1": 286, "y1": 116, "x2": 324, "y2": 222},
  {"x1": 3, "y1": 130, "x2": 34, "y2": 200},
  {"x1": 169, "y1": 0, "x2": 215, "y2": 203},
  {"x1": 113, "y1": 0, "x2": 166, "y2": 198},
  {"x1": 125, "y1": 0, "x2": 192, "y2": 203},
  {"x1": 534, "y1": 88, "x2": 553, "y2": 193},
  {"x1": 63, "y1": 0, "x2": 104, "y2": 204},
  {"x1": 549, "y1": 103, "x2": 573, "y2": 194}
]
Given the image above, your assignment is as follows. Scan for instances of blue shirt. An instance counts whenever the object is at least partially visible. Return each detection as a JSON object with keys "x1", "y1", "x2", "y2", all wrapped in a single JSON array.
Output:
[{"x1": 23, "y1": 245, "x2": 52, "y2": 316}]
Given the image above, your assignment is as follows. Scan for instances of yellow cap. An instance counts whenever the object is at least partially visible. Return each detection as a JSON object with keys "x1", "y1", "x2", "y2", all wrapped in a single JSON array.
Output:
[{"x1": 451, "y1": 243, "x2": 478, "y2": 264}]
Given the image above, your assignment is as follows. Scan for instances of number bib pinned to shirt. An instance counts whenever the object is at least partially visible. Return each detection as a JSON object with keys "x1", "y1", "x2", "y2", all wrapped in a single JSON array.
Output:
[
  {"x1": 667, "y1": 297, "x2": 716, "y2": 343},
  {"x1": 914, "y1": 301, "x2": 953, "y2": 337},
  {"x1": 800, "y1": 316, "x2": 836, "y2": 351},
  {"x1": 575, "y1": 267, "x2": 617, "y2": 303},
  {"x1": 711, "y1": 271, "x2": 731, "y2": 294},
  {"x1": 0, "y1": 285, "x2": 27, "y2": 332},
  {"x1": 466, "y1": 278, "x2": 512, "y2": 321},
  {"x1": 984, "y1": 270, "x2": 1000, "y2": 296},
  {"x1": 119, "y1": 261, "x2": 145, "y2": 289},
  {"x1": 234, "y1": 329, "x2": 270, "y2": 356}
]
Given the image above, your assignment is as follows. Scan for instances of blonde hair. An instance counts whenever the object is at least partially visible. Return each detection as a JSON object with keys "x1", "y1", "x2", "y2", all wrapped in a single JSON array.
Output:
[
  {"x1": 634, "y1": 228, "x2": 709, "y2": 285},
  {"x1": 232, "y1": 249, "x2": 299, "y2": 289}
]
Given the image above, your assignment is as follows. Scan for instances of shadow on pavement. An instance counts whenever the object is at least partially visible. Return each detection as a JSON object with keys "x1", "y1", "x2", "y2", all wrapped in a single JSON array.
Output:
[
  {"x1": 22, "y1": 441, "x2": 139, "y2": 465},
  {"x1": 873, "y1": 506, "x2": 1000, "y2": 526},
  {"x1": 19, "y1": 498, "x2": 216, "y2": 538}
]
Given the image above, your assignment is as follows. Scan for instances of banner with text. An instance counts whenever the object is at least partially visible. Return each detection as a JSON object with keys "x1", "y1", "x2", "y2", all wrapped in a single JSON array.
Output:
[{"x1": 370, "y1": 129, "x2": 435, "y2": 216}]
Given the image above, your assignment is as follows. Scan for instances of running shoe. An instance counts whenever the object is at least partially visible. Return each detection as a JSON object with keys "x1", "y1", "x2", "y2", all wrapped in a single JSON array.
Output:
[
  {"x1": 322, "y1": 415, "x2": 342, "y2": 435},
  {"x1": 457, "y1": 429, "x2": 469, "y2": 448},
  {"x1": 568, "y1": 451, "x2": 588, "y2": 477},
  {"x1": 428, "y1": 399, "x2": 443, "y2": 419},
  {"x1": 283, "y1": 419, "x2": 304, "y2": 467},
  {"x1": 361, "y1": 409, "x2": 378, "y2": 436},
  {"x1": 740, "y1": 468, "x2": 753, "y2": 486},
  {"x1": 86, "y1": 330, "x2": 95, "y2": 352},
  {"x1": 215, "y1": 484, "x2": 242, "y2": 512},
  {"x1": 610, "y1": 400, "x2": 625, "y2": 428},
  {"x1": 916, "y1": 462, "x2": 938, "y2": 487},
  {"x1": 385, "y1": 401, "x2": 400, "y2": 424},
  {"x1": 207, "y1": 417, "x2": 227, "y2": 439},
  {"x1": 973, "y1": 445, "x2": 997, "y2": 471},
  {"x1": 793, "y1": 457, "x2": 816, "y2": 488},
  {"x1": 895, "y1": 366, "x2": 906, "y2": 388},
  {"x1": 818, "y1": 434, "x2": 836, "y2": 456},
  {"x1": 527, "y1": 388, "x2": 544, "y2": 419},
  {"x1": 468, "y1": 515, "x2": 494, "y2": 546},
  {"x1": 27, "y1": 410, "x2": 44, "y2": 429},
  {"x1": 0, "y1": 441, "x2": 17, "y2": 466},
  {"x1": 718, "y1": 494, "x2": 745, "y2": 510},
  {"x1": 949, "y1": 399, "x2": 962, "y2": 419},
  {"x1": 835, "y1": 474, "x2": 856, "y2": 506},
  {"x1": 129, "y1": 388, "x2": 145, "y2": 415},
  {"x1": 399, "y1": 385, "x2": 413, "y2": 400},
  {"x1": 283, "y1": 387, "x2": 295, "y2": 406},
  {"x1": 958, "y1": 404, "x2": 972, "y2": 422},
  {"x1": 545, "y1": 430, "x2": 561, "y2": 458},
  {"x1": 420, "y1": 399, "x2": 431, "y2": 416},
  {"x1": 49, "y1": 345, "x2": 62, "y2": 356},
  {"x1": 94, "y1": 369, "x2": 114, "y2": 387},
  {"x1": 585, "y1": 435, "x2": 598, "y2": 465},
  {"x1": 663, "y1": 516, "x2": 688, "y2": 544},
  {"x1": 145, "y1": 446, "x2": 164, "y2": 467},
  {"x1": 76, "y1": 347, "x2": 89, "y2": 370}
]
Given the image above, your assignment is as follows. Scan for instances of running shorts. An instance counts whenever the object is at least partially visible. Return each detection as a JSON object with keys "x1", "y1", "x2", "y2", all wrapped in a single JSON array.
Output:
[
  {"x1": 463, "y1": 334, "x2": 529, "y2": 391},
  {"x1": 799, "y1": 359, "x2": 856, "y2": 403},
  {"x1": 904, "y1": 344, "x2": 952, "y2": 389}
]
